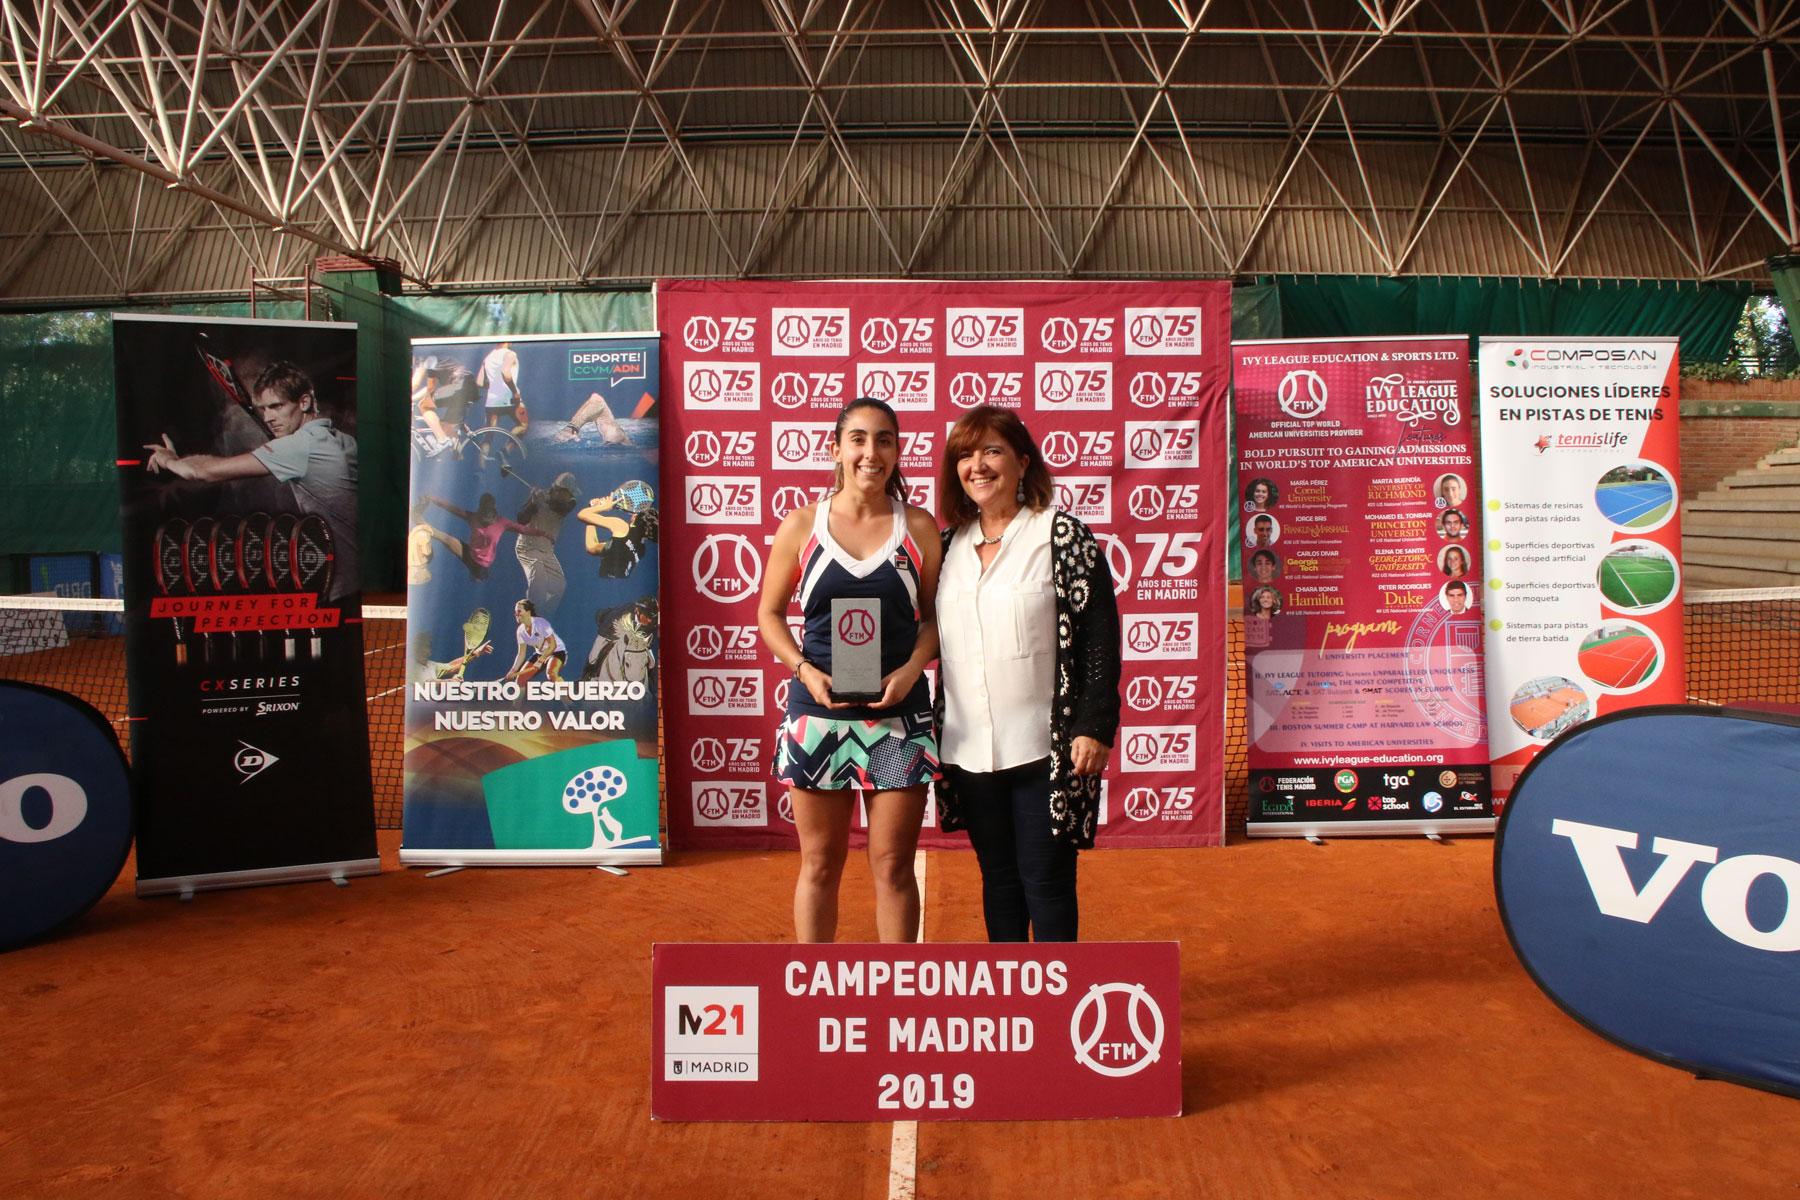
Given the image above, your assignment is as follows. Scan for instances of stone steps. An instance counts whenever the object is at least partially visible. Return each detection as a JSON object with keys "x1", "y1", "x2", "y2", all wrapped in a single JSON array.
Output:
[{"x1": 1681, "y1": 439, "x2": 1800, "y2": 588}]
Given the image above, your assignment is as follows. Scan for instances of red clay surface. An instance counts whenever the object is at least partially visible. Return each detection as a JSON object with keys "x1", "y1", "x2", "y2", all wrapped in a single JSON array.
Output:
[
  {"x1": 1578, "y1": 631, "x2": 1660, "y2": 689},
  {"x1": 4, "y1": 833, "x2": 1796, "y2": 1199}
]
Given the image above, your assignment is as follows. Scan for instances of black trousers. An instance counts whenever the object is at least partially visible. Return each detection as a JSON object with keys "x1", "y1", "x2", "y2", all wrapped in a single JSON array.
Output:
[{"x1": 949, "y1": 758, "x2": 1078, "y2": 942}]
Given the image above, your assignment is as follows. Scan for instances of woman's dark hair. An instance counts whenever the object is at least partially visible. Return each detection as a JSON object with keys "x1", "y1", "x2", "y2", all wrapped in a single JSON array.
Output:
[
  {"x1": 939, "y1": 405, "x2": 1056, "y2": 529},
  {"x1": 831, "y1": 396, "x2": 908, "y2": 502},
  {"x1": 476, "y1": 492, "x2": 498, "y2": 520}
]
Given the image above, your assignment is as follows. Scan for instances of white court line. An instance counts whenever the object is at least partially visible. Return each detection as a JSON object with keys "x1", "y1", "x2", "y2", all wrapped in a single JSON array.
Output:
[
  {"x1": 1604, "y1": 485, "x2": 1672, "y2": 524},
  {"x1": 887, "y1": 848, "x2": 927, "y2": 1200},
  {"x1": 1604, "y1": 559, "x2": 1646, "y2": 608}
]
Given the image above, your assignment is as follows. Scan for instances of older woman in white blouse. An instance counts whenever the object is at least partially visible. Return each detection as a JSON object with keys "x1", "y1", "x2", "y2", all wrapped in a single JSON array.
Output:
[{"x1": 932, "y1": 406, "x2": 1121, "y2": 942}]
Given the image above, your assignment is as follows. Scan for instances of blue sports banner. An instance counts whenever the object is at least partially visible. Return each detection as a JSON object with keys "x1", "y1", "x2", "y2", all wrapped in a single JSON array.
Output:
[
  {"x1": 1496, "y1": 706, "x2": 1800, "y2": 1097},
  {"x1": 401, "y1": 333, "x2": 663, "y2": 866}
]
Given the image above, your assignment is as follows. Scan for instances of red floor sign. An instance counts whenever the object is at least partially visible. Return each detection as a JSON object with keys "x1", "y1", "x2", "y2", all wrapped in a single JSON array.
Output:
[{"x1": 652, "y1": 943, "x2": 1181, "y2": 1121}]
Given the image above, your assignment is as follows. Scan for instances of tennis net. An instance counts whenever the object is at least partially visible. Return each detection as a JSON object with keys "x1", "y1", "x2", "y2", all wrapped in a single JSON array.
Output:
[{"x1": 2, "y1": 590, "x2": 1794, "y2": 833}]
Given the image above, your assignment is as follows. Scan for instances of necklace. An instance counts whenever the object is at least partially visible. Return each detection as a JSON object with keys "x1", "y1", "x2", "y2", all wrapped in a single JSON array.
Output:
[{"x1": 974, "y1": 507, "x2": 1020, "y2": 547}]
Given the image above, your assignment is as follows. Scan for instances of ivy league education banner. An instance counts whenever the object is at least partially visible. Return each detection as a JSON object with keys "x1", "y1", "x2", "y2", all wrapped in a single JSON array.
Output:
[
  {"x1": 1478, "y1": 337, "x2": 1684, "y2": 802},
  {"x1": 400, "y1": 333, "x2": 663, "y2": 866},
  {"x1": 1233, "y1": 336, "x2": 1493, "y2": 837}
]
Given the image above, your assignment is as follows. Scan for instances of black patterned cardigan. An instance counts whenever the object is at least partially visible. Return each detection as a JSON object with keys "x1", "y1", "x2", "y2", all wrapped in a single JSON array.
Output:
[{"x1": 932, "y1": 510, "x2": 1122, "y2": 849}]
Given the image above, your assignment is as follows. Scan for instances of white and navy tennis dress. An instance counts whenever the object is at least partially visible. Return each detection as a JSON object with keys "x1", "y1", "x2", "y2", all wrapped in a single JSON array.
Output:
[{"x1": 774, "y1": 499, "x2": 941, "y2": 792}]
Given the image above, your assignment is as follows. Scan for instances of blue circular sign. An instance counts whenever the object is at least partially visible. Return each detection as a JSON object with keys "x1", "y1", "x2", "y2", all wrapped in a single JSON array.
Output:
[{"x1": 0, "y1": 681, "x2": 133, "y2": 951}]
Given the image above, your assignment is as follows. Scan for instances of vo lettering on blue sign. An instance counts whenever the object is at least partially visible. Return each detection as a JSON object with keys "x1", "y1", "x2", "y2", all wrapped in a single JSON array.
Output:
[
  {"x1": 1497, "y1": 706, "x2": 1800, "y2": 1098},
  {"x1": 0, "y1": 682, "x2": 133, "y2": 951}
]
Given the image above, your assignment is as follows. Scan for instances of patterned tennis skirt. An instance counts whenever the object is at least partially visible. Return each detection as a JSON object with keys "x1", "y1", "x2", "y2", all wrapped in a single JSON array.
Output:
[{"x1": 773, "y1": 710, "x2": 942, "y2": 792}]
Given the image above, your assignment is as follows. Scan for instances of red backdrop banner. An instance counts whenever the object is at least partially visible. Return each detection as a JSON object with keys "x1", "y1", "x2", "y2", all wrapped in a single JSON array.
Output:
[{"x1": 658, "y1": 280, "x2": 1230, "y2": 849}]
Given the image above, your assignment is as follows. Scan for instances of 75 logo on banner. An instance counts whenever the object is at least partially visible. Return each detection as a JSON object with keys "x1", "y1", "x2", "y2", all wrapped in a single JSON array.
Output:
[
  {"x1": 772, "y1": 308, "x2": 849, "y2": 355},
  {"x1": 1035, "y1": 363, "x2": 1113, "y2": 411},
  {"x1": 1122, "y1": 613, "x2": 1200, "y2": 660},
  {"x1": 946, "y1": 308, "x2": 1024, "y2": 355},
  {"x1": 685, "y1": 430, "x2": 757, "y2": 469},
  {"x1": 1120, "y1": 725, "x2": 1198, "y2": 772},
  {"x1": 1053, "y1": 477, "x2": 1112, "y2": 523},
  {"x1": 686, "y1": 477, "x2": 761, "y2": 525},
  {"x1": 683, "y1": 315, "x2": 757, "y2": 353},
  {"x1": 1124, "y1": 307, "x2": 1203, "y2": 355},
  {"x1": 857, "y1": 364, "x2": 935, "y2": 411},
  {"x1": 771, "y1": 423, "x2": 835, "y2": 470},
  {"x1": 684, "y1": 362, "x2": 761, "y2": 411},
  {"x1": 769, "y1": 370, "x2": 846, "y2": 411},
  {"x1": 860, "y1": 316, "x2": 934, "y2": 354},
  {"x1": 1125, "y1": 421, "x2": 1200, "y2": 470}
]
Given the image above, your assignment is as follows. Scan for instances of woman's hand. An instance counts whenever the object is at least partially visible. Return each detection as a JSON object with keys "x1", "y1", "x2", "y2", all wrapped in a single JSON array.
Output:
[
  {"x1": 1071, "y1": 735, "x2": 1110, "y2": 776},
  {"x1": 797, "y1": 661, "x2": 847, "y2": 710},
  {"x1": 870, "y1": 663, "x2": 922, "y2": 710}
]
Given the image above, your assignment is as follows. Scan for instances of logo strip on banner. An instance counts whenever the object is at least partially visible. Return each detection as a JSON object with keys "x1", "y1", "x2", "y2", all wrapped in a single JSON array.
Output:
[
  {"x1": 399, "y1": 332, "x2": 664, "y2": 867},
  {"x1": 113, "y1": 314, "x2": 380, "y2": 895},
  {"x1": 652, "y1": 942, "x2": 1181, "y2": 1121},
  {"x1": 1232, "y1": 336, "x2": 1494, "y2": 837},
  {"x1": 1477, "y1": 337, "x2": 1684, "y2": 803},
  {"x1": 657, "y1": 280, "x2": 1232, "y2": 852}
]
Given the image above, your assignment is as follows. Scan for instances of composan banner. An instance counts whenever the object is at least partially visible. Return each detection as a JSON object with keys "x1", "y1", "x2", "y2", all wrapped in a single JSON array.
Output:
[
  {"x1": 652, "y1": 942, "x2": 1180, "y2": 1121},
  {"x1": 113, "y1": 314, "x2": 378, "y2": 895},
  {"x1": 658, "y1": 280, "x2": 1231, "y2": 850},
  {"x1": 1234, "y1": 337, "x2": 1492, "y2": 836},
  {"x1": 400, "y1": 333, "x2": 663, "y2": 867},
  {"x1": 1478, "y1": 337, "x2": 1684, "y2": 802}
]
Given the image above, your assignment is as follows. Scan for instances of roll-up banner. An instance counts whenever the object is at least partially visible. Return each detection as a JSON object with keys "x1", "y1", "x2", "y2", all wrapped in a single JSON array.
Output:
[
  {"x1": 400, "y1": 333, "x2": 663, "y2": 867},
  {"x1": 113, "y1": 314, "x2": 378, "y2": 895},
  {"x1": 1477, "y1": 337, "x2": 1684, "y2": 802},
  {"x1": 1233, "y1": 336, "x2": 1493, "y2": 837},
  {"x1": 658, "y1": 281, "x2": 1231, "y2": 850}
]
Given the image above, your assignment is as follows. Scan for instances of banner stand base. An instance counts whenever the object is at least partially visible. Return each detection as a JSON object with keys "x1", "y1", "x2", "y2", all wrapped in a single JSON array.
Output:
[
  {"x1": 1247, "y1": 819, "x2": 1496, "y2": 840},
  {"x1": 399, "y1": 847, "x2": 662, "y2": 868},
  {"x1": 137, "y1": 857, "x2": 382, "y2": 898}
]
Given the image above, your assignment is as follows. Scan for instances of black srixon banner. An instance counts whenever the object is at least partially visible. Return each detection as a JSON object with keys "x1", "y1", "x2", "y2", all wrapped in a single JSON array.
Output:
[{"x1": 114, "y1": 314, "x2": 377, "y2": 895}]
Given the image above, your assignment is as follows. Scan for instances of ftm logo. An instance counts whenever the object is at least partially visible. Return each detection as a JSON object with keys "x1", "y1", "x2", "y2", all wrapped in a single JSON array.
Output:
[{"x1": 1069, "y1": 982, "x2": 1165, "y2": 1077}]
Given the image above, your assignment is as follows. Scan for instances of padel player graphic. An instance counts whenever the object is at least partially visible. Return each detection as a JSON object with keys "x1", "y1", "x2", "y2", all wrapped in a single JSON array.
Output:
[{"x1": 143, "y1": 359, "x2": 359, "y2": 601}]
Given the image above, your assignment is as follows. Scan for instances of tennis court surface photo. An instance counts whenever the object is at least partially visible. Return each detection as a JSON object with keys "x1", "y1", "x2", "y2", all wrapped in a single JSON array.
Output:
[
  {"x1": 1578, "y1": 624, "x2": 1662, "y2": 689},
  {"x1": 1594, "y1": 465, "x2": 1676, "y2": 528},
  {"x1": 1597, "y1": 545, "x2": 1679, "y2": 610}
]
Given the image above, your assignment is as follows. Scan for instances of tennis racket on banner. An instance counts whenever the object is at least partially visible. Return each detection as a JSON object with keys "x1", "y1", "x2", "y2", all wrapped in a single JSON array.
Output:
[
  {"x1": 269, "y1": 513, "x2": 298, "y2": 661},
  {"x1": 153, "y1": 519, "x2": 190, "y2": 665},
  {"x1": 196, "y1": 331, "x2": 267, "y2": 436},
  {"x1": 461, "y1": 606, "x2": 493, "y2": 676},
  {"x1": 240, "y1": 512, "x2": 271, "y2": 661},
  {"x1": 293, "y1": 514, "x2": 334, "y2": 660},
  {"x1": 211, "y1": 518, "x2": 241, "y2": 662},
  {"x1": 185, "y1": 516, "x2": 217, "y2": 663}
]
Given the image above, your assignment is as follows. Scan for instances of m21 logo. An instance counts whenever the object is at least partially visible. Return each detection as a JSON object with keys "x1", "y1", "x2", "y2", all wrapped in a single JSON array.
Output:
[
  {"x1": 663, "y1": 985, "x2": 760, "y2": 1081},
  {"x1": 1497, "y1": 707, "x2": 1800, "y2": 1098}
]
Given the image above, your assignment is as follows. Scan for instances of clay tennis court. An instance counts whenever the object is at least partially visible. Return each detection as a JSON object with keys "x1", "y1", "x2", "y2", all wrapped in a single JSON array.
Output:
[
  {"x1": 1508, "y1": 684, "x2": 1588, "y2": 735},
  {"x1": 4, "y1": 601, "x2": 1799, "y2": 1197},
  {"x1": 1578, "y1": 628, "x2": 1661, "y2": 689}
]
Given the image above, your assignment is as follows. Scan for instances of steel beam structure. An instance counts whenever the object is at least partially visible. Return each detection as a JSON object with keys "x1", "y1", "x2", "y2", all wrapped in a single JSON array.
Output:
[{"x1": 0, "y1": 0, "x2": 1792, "y2": 299}]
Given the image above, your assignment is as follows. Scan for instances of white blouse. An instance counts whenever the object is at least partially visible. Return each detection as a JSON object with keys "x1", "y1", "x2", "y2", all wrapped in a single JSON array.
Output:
[{"x1": 936, "y1": 505, "x2": 1056, "y2": 773}]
